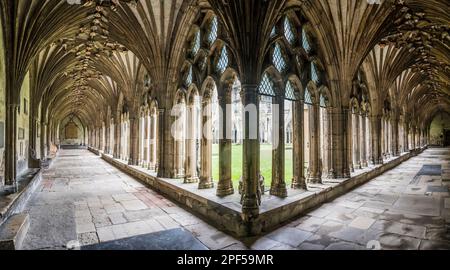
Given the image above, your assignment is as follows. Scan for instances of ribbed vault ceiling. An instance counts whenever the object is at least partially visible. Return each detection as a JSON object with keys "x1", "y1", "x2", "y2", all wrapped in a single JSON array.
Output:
[{"x1": 0, "y1": 0, "x2": 448, "y2": 128}]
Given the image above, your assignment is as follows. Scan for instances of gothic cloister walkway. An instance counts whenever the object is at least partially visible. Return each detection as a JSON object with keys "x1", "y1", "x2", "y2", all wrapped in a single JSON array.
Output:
[{"x1": 21, "y1": 148, "x2": 450, "y2": 250}]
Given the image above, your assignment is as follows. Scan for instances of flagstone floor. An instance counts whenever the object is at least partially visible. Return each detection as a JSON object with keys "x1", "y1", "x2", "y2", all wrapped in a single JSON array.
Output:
[{"x1": 21, "y1": 148, "x2": 450, "y2": 250}]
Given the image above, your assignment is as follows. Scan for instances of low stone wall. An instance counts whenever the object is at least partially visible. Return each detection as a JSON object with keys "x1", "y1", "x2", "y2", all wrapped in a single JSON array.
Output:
[
  {"x1": 0, "y1": 170, "x2": 42, "y2": 225},
  {"x1": 91, "y1": 146, "x2": 426, "y2": 237}
]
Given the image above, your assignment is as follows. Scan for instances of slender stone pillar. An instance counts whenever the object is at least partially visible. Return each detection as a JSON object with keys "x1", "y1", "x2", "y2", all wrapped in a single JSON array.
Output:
[
  {"x1": 360, "y1": 114, "x2": 368, "y2": 167},
  {"x1": 352, "y1": 112, "x2": 361, "y2": 169},
  {"x1": 5, "y1": 103, "x2": 18, "y2": 185},
  {"x1": 129, "y1": 114, "x2": 140, "y2": 165},
  {"x1": 322, "y1": 108, "x2": 332, "y2": 178},
  {"x1": 114, "y1": 116, "x2": 121, "y2": 159},
  {"x1": 240, "y1": 84, "x2": 260, "y2": 220},
  {"x1": 174, "y1": 104, "x2": 186, "y2": 178},
  {"x1": 271, "y1": 93, "x2": 287, "y2": 197},
  {"x1": 371, "y1": 115, "x2": 383, "y2": 164},
  {"x1": 143, "y1": 114, "x2": 149, "y2": 167},
  {"x1": 105, "y1": 121, "x2": 110, "y2": 154},
  {"x1": 40, "y1": 121, "x2": 47, "y2": 159},
  {"x1": 217, "y1": 86, "x2": 234, "y2": 196},
  {"x1": 343, "y1": 107, "x2": 352, "y2": 178},
  {"x1": 391, "y1": 117, "x2": 400, "y2": 156},
  {"x1": 157, "y1": 109, "x2": 168, "y2": 178},
  {"x1": 149, "y1": 112, "x2": 157, "y2": 171},
  {"x1": 308, "y1": 102, "x2": 322, "y2": 183},
  {"x1": 185, "y1": 102, "x2": 199, "y2": 183},
  {"x1": 199, "y1": 93, "x2": 214, "y2": 189},
  {"x1": 292, "y1": 99, "x2": 307, "y2": 189}
]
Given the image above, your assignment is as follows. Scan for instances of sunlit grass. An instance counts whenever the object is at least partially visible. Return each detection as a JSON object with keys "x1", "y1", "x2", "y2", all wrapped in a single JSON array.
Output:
[{"x1": 211, "y1": 144, "x2": 294, "y2": 188}]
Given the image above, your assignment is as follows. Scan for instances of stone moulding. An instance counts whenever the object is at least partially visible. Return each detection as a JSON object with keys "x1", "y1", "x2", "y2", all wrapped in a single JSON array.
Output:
[{"x1": 88, "y1": 146, "x2": 427, "y2": 237}]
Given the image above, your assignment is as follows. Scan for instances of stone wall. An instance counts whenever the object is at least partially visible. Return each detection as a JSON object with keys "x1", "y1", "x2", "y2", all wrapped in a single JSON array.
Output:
[
  {"x1": 16, "y1": 73, "x2": 30, "y2": 177},
  {"x1": 430, "y1": 112, "x2": 450, "y2": 146}
]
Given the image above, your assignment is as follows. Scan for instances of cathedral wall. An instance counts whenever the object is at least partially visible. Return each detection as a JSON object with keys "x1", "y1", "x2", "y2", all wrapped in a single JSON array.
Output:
[
  {"x1": 16, "y1": 72, "x2": 30, "y2": 176},
  {"x1": 0, "y1": 25, "x2": 5, "y2": 187},
  {"x1": 430, "y1": 112, "x2": 450, "y2": 146},
  {"x1": 59, "y1": 117, "x2": 85, "y2": 146}
]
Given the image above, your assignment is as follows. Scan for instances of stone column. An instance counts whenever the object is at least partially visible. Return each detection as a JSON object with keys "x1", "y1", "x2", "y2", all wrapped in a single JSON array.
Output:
[
  {"x1": 360, "y1": 114, "x2": 368, "y2": 167},
  {"x1": 185, "y1": 102, "x2": 199, "y2": 183},
  {"x1": 157, "y1": 109, "x2": 169, "y2": 178},
  {"x1": 403, "y1": 123, "x2": 409, "y2": 152},
  {"x1": 40, "y1": 121, "x2": 47, "y2": 159},
  {"x1": 199, "y1": 93, "x2": 214, "y2": 189},
  {"x1": 308, "y1": 101, "x2": 322, "y2": 183},
  {"x1": 322, "y1": 108, "x2": 332, "y2": 178},
  {"x1": 343, "y1": 107, "x2": 352, "y2": 178},
  {"x1": 48, "y1": 122, "x2": 53, "y2": 150},
  {"x1": 411, "y1": 126, "x2": 416, "y2": 150},
  {"x1": 105, "y1": 121, "x2": 110, "y2": 154},
  {"x1": 5, "y1": 103, "x2": 18, "y2": 186},
  {"x1": 149, "y1": 112, "x2": 157, "y2": 171},
  {"x1": 174, "y1": 104, "x2": 186, "y2": 178},
  {"x1": 391, "y1": 117, "x2": 399, "y2": 156},
  {"x1": 240, "y1": 84, "x2": 260, "y2": 220},
  {"x1": 371, "y1": 115, "x2": 383, "y2": 164},
  {"x1": 270, "y1": 93, "x2": 287, "y2": 197},
  {"x1": 143, "y1": 114, "x2": 150, "y2": 167},
  {"x1": 292, "y1": 99, "x2": 307, "y2": 189},
  {"x1": 217, "y1": 86, "x2": 234, "y2": 196},
  {"x1": 114, "y1": 116, "x2": 121, "y2": 159},
  {"x1": 352, "y1": 112, "x2": 361, "y2": 170},
  {"x1": 129, "y1": 114, "x2": 140, "y2": 165}
]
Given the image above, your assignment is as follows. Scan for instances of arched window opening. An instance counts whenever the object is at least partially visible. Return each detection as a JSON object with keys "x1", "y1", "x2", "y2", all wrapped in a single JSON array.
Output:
[
  {"x1": 217, "y1": 46, "x2": 229, "y2": 74},
  {"x1": 284, "y1": 17, "x2": 295, "y2": 45},
  {"x1": 191, "y1": 30, "x2": 201, "y2": 57},
  {"x1": 208, "y1": 16, "x2": 218, "y2": 45},
  {"x1": 302, "y1": 27, "x2": 311, "y2": 53},
  {"x1": 273, "y1": 43, "x2": 287, "y2": 72},
  {"x1": 311, "y1": 63, "x2": 319, "y2": 84},
  {"x1": 185, "y1": 66, "x2": 193, "y2": 86}
]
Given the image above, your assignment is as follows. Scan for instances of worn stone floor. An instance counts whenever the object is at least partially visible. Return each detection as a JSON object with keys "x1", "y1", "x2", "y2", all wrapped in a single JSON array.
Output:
[{"x1": 21, "y1": 148, "x2": 450, "y2": 250}]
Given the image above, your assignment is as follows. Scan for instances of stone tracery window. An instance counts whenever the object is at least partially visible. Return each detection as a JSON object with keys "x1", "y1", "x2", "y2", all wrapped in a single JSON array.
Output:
[
  {"x1": 259, "y1": 73, "x2": 276, "y2": 97},
  {"x1": 285, "y1": 81, "x2": 297, "y2": 101},
  {"x1": 302, "y1": 27, "x2": 311, "y2": 52},
  {"x1": 191, "y1": 30, "x2": 201, "y2": 57},
  {"x1": 185, "y1": 65, "x2": 193, "y2": 86},
  {"x1": 273, "y1": 43, "x2": 287, "y2": 72},
  {"x1": 311, "y1": 63, "x2": 319, "y2": 83},
  {"x1": 217, "y1": 46, "x2": 229, "y2": 74},
  {"x1": 284, "y1": 17, "x2": 295, "y2": 45},
  {"x1": 208, "y1": 16, "x2": 218, "y2": 45},
  {"x1": 304, "y1": 88, "x2": 313, "y2": 105}
]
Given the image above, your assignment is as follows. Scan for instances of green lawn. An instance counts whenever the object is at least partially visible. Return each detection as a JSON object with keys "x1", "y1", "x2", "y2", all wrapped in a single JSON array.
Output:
[{"x1": 211, "y1": 144, "x2": 294, "y2": 188}]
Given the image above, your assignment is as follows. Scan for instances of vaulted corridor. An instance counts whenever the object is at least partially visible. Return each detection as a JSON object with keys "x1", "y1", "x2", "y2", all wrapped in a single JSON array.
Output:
[
  {"x1": 0, "y1": 0, "x2": 448, "y2": 251},
  {"x1": 20, "y1": 148, "x2": 450, "y2": 250}
]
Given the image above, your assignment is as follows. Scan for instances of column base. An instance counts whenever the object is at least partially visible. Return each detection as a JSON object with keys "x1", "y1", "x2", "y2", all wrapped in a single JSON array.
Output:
[
  {"x1": 361, "y1": 160, "x2": 368, "y2": 168},
  {"x1": 291, "y1": 177, "x2": 307, "y2": 190},
  {"x1": 216, "y1": 183, "x2": 234, "y2": 197},
  {"x1": 241, "y1": 194, "x2": 260, "y2": 222},
  {"x1": 270, "y1": 183, "x2": 288, "y2": 198},
  {"x1": 354, "y1": 162, "x2": 362, "y2": 170},
  {"x1": 184, "y1": 177, "x2": 199, "y2": 184},
  {"x1": 198, "y1": 178, "x2": 214, "y2": 189},
  {"x1": 307, "y1": 176, "x2": 322, "y2": 184}
]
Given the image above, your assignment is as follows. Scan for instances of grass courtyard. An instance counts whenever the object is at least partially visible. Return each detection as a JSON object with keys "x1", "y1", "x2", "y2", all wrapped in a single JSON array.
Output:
[{"x1": 211, "y1": 144, "x2": 295, "y2": 188}]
